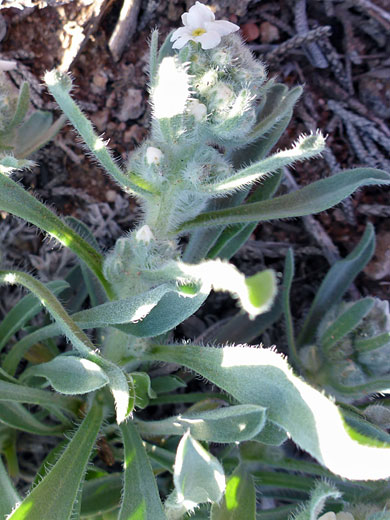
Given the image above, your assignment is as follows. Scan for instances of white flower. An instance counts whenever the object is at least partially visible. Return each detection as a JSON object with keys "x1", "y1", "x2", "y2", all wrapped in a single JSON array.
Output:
[
  {"x1": 187, "y1": 99, "x2": 207, "y2": 121},
  {"x1": 135, "y1": 225, "x2": 155, "y2": 244},
  {"x1": 171, "y1": 1, "x2": 239, "y2": 50},
  {"x1": 146, "y1": 146, "x2": 163, "y2": 165}
]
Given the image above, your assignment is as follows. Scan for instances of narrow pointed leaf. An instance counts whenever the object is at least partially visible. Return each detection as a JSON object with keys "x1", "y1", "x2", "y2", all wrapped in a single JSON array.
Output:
[
  {"x1": 298, "y1": 224, "x2": 375, "y2": 347},
  {"x1": 15, "y1": 112, "x2": 66, "y2": 159},
  {"x1": 211, "y1": 464, "x2": 256, "y2": 520},
  {"x1": 320, "y1": 298, "x2": 375, "y2": 352},
  {"x1": 202, "y1": 133, "x2": 324, "y2": 194},
  {"x1": 136, "y1": 404, "x2": 266, "y2": 442},
  {"x1": 0, "y1": 402, "x2": 66, "y2": 435},
  {"x1": 146, "y1": 344, "x2": 390, "y2": 480},
  {"x1": 176, "y1": 169, "x2": 390, "y2": 232},
  {"x1": 0, "y1": 457, "x2": 20, "y2": 519},
  {"x1": 8, "y1": 81, "x2": 30, "y2": 130},
  {"x1": 119, "y1": 420, "x2": 166, "y2": 520},
  {"x1": 8, "y1": 402, "x2": 103, "y2": 520},
  {"x1": 0, "y1": 379, "x2": 79, "y2": 413},
  {"x1": 0, "y1": 279, "x2": 68, "y2": 353}
]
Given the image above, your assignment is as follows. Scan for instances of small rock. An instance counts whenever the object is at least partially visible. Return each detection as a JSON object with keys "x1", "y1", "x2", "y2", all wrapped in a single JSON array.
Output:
[
  {"x1": 106, "y1": 190, "x2": 117, "y2": 203},
  {"x1": 93, "y1": 71, "x2": 108, "y2": 89},
  {"x1": 117, "y1": 88, "x2": 144, "y2": 122},
  {"x1": 240, "y1": 22, "x2": 260, "y2": 42},
  {"x1": 260, "y1": 21, "x2": 280, "y2": 43},
  {"x1": 124, "y1": 124, "x2": 147, "y2": 144},
  {"x1": 364, "y1": 231, "x2": 390, "y2": 280},
  {"x1": 90, "y1": 108, "x2": 109, "y2": 132}
]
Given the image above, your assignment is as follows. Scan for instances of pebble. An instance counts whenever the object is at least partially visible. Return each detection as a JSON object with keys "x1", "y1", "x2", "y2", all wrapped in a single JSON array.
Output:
[
  {"x1": 240, "y1": 22, "x2": 260, "y2": 42},
  {"x1": 260, "y1": 21, "x2": 280, "y2": 43},
  {"x1": 117, "y1": 88, "x2": 144, "y2": 122}
]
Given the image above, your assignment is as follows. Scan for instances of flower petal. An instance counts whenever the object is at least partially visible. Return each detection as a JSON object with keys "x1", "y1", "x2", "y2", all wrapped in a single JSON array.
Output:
[
  {"x1": 171, "y1": 26, "x2": 191, "y2": 42},
  {"x1": 187, "y1": 1, "x2": 215, "y2": 28},
  {"x1": 209, "y1": 19, "x2": 240, "y2": 36},
  {"x1": 172, "y1": 34, "x2": 193, "y2": 49},
  {"x1": 181, "y1": 12, "x2": 188, "y2": 26},
  {"x1": 197, "y1": 30, "x2": 221, "y2": 50}
]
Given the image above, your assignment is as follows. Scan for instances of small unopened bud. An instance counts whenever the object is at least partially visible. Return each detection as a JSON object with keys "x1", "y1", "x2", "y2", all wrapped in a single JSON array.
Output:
[
  {"x1": 135, "y1": 224, "x2": 154, "y2": 244},
  {"x1": 187, "y1": 99, "x2": 207, "y2": 121},
  {"x1": 146, "y1": 146, "x2": 163, "y2": 166},
  {"x1": 212, "y1": 82, "x2": 234, "y2": 105}
]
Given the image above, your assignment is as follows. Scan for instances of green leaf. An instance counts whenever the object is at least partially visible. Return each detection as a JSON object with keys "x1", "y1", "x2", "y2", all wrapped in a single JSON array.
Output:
[
  {"x1": 119, "y1": 420, "x2": 166, "y2": 520},
  {"x1": 172, "y1": 431, "x2": 225, "y2": 508},
  {"x1": 0, "y1": 174, "x2": 111, "y2": 296},
  {"x1": 320, "y1": 298, "x2": 375, "y2": 353},
  {"x1": 211, "y1": 464, "x2": 256, "y2": 520},
  {"x1": 0, "y1": 379, "x2": 79, "y2": 414},
  {"x1": 298, "y1": 224, "x2": 375, "y2": 347},
  {"x1": 21, "y1": 355, "x2": 109, "y2": 395},
  {"x1": 0, "y1": 402, "x2": 66, "y2": 435},
  {"x1": 145, "y1": 261, "x2": 277, "y2": 318},
  {"x1": 0, "y1": 279, "x2": 68, "y2": 353},
  {"x1": 7, "y1": 82, "x2": 30, "y2": 130},
  {"x1": 282, "y1": 249, "x2": 301, "y2": 370},
  {"x1": 80, "y1": 474, "x2": 122, "y2": 518},
  {"x1": 176, "y1": 169, "x2": 390, "y2": 232},
  {"x1": 136, "y1": 404, "x2": 266, "y2": 442},
  {"x1": 15, "y1": 112, "x2": 66, "y2": 159},
  {"x1": 291, "y1": 481, "x2": 341, "y2": 520},
  {"x1": 8, "y1": 401, "x2": 103, "y2": 520},
  {"x1": 201, "y1": 133, "x2": 325, "y2": 194},
  {"x1": 146, "y1": 344, "x2": 390, "y2": 480},
  {"x1": 151, "y1": 375, "x2": 187, "y2": 395},
  {"x1": 132, "y1": 372, "x2": 156, "y2": 409},
  {"x1": 0, "y1": 457, "x2": 20, "y2": 519}
]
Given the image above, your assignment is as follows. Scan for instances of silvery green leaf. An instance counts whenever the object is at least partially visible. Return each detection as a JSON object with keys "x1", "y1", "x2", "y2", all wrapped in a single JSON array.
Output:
[
  {"x1": 147, "y1": 261, "x2": 277, "y2": 318},
  {"x1": 176, "y1": 169, "x2": 390, "y2": 232},
  {"x1": 173, "y1": 431, "x2": 225, "y2": 510},
  {"x1": 201, "y1": 133, "x2": 325, "y2": 194},
  {"x1": 211, "y1": 464, "x2": 256, "y2": 520},
  {"x1": 119, "y1": 420, "x2": 166, "y2": 520},
  {"x1": 146, "y1": 344, "x2": 390, "y2": 480},
  {"x1": 136, "y1": 404, "x2": 266, "y2": 442},
  {"x1": 0, "y1": 457, "x2": 20, "y2": 519},
  {"x1": 21, "y1": 355, "x2": 109, "y2": 395},
  {"x1": 8, "y1": 402, "x2": 103, "y2": 520}
]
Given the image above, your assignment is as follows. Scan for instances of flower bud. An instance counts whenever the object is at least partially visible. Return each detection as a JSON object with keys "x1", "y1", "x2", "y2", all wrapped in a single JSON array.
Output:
[
  {"x1": 135, "y1": 224, "x2": 154, "y2": 244},
  {"x1": 187, "y1": 99, "x2": 207, "y2": 121},
  {"x1": 145, "y1": 146, "x2": 163, "y2": 166}
]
